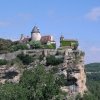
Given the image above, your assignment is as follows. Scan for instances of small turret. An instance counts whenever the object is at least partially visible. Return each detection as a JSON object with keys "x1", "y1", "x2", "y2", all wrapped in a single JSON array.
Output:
[{"x1": 19, "y1": 34, "x2": 25, "y2": 43}]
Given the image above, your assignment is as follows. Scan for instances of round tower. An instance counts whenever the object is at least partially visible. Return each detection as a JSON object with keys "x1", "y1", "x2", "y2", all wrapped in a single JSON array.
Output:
[{"x1": 31, "y1": 26, "x2": 41, "y2": 41}]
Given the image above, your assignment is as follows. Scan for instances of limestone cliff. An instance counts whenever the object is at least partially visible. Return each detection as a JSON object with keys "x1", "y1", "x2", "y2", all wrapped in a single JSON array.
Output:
[
  {"x1": 61, "y1": 49, "x2": 87, "y2": 96},
  {"x1": 0, "y1": 48, "x2": 87, "y2": 96}
]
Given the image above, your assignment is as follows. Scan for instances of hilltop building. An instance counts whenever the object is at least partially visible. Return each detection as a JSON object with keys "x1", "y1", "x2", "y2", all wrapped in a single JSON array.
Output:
[
  {"x1": 60, "y1": 35, "x2": 78, "y2": 50},
  {"x1": 19, "y1": 26, "x2": 79, "y2": 50},
  {"x1": 31, "y1": 26, "x2": 41, "y2": 41},
  {"x1": 19, "y1": 26, "x2": 56, "y2": 49},
  {"x1": 19, "y1": 34, "x2": 30, "y2": 43}
]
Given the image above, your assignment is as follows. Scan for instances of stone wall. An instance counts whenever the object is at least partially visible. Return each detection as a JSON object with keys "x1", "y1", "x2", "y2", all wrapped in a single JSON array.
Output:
[
  {"x1": 0, "y1": 49, "x2": 62, "y2": 60},
  {"x1": 0, "y1": 51, "x2": 21, "y2": 60}
]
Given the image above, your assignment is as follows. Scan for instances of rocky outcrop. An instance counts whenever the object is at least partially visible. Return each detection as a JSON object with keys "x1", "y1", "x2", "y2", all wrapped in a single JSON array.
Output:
[
  {"x1": 0, "y1": 48, "x2": 87, "y2": 96},
  {"x1": 0, "y1": 51, "x2": 21, "y2": 60},
  {"x1": 0, "y1": 65, "x2": 21, "y2": 84},
  {"x1": 61, "y1": 49, "x2": 87, "y2": 96}
]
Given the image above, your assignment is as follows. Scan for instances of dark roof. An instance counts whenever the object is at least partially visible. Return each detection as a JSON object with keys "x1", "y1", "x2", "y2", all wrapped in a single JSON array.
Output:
[
  {"x1": 31, "y1": 26, "x2": 40, "y2": 33},
  {"x1": 41, "y1": 36, "x2": 52, "y2": 43}
]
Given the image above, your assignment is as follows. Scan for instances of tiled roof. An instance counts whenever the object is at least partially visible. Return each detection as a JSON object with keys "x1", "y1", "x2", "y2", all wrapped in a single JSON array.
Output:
[{"x1": 41, "y1": 35, "x2": 52, "y2": 43}]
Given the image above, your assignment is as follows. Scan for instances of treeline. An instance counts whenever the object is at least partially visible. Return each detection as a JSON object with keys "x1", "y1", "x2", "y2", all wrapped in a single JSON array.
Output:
[{"x1": 85, "y1": 63, "x2": 100, "y2": 72}]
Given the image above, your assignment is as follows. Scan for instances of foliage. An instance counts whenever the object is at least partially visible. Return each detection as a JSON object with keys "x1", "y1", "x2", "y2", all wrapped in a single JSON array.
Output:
[
  {"x1": 81, "y1": 63, "x2": 100, "y2": 100},
  {"x1": 0, "y1": 59, "x2": 8, "y2": 65},
  {"x1": 11, "y1": 43, "x2": 28, "y2": 51},
  {"x1": 0, "y1": 65, "x2": 66, "y2": 100},
  {"x1": 60, "y1": 40, "x2": 78, "y2": 47},
  {"x1": 46, "y1": 55, "x2": 63, "y2": 66},
  {"x1": 0, "y1": 38, "x2": 12, "y2": 53},
  {"x1": 85, "y1": 63, "x2": 100, "y2": 72},
  {"x1": 80, "y1": 51, "x2": 85, "y2": 56},
  {"x1": 87, "y1": 73, "x2": 100, "y2": 81},
  {"x1": 0, "y1": 38, "x2": 29, "y2": 53},
  {"x1": 0, "y1": 83, "x2": 27, "y2": 100},
  {"x1": 39, "y1": 55, "x2": 44, "y2": 61},
  {"x1": 29, "y1": 40, "x2": 41, "y2": 49},
  {"x1": 43, "y1": 43, "x2": 56, "y2": 49},
  {"x1": 17, "y1": 53, "x2": 33, "y2": 65}
]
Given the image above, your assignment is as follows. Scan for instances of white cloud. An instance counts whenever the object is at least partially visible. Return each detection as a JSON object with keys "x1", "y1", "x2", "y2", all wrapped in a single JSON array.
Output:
[{"x1": 85, "y1": 7, "x2": 100, "y2": 21}]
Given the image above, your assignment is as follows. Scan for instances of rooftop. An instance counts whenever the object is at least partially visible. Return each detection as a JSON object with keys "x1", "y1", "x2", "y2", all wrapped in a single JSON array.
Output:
[{"x1": 31, "y1": 26, "x2": 40, "y2": 33}]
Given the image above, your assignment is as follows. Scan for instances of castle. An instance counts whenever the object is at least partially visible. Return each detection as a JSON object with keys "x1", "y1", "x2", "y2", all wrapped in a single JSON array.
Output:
[
  {"x1": 19, "y1": 26, "x2": 56, "y2": 49},
  {"x1": 18, "y1": 26, "x2": 87, "y2": 96},
  {"x1": 19, "y1": 26, "x2": 78, "y2": 50},
  {"x1": 0, "y1": 26, "x2": 87, "y2": 98}
]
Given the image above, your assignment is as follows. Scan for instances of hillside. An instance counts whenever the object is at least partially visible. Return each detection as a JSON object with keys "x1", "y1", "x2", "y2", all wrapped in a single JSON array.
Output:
[
  {"x1": 81, "y1": 63, "x2": 100, "y2": 100},
  {"x1": 0, "y1": 38, "x2": 12, "y2": 53},
  {"x1": 85, "y1": 63, "x2": 100, "y2": 72}
]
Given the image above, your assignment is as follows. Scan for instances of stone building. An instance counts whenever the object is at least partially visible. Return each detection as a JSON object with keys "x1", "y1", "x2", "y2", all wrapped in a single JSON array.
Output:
[
  {"x1": 31, "y1": 26, "x2": 41, "y2": 41},
  {"x1": 19, "y1": 26, "x2": 56, "y2": 48},
  {"x1": 60, "y1": 35, "x2": 78, "y2": 50}
]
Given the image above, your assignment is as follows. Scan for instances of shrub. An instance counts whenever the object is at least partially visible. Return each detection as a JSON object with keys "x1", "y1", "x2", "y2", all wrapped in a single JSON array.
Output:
[
  {"x1": 39, "y1": 55, "x2": 44, "y2": 61},
  {"x1": 29, "y1": 41, "x2": 41, "y2": 49},
  {"x1": 46, "y1": 55, "x2": 63, "y2": 66},
  {"x1": 43, "y1": 44, "x2": 56, "y2": 49},
  {"x1": 11, "y1": 44, "x2": 28, "y2": 51},
  {"x1": 17, "y1": 53, "x2": 33, "y2": 65},
  {"x1": 0, "y1": 59, "x2": 7, "y2": 65}
]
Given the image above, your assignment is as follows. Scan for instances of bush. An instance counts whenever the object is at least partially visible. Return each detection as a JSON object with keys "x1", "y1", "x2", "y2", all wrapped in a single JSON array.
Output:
[
  {"x1": 29, "y1": 41, "x2": 42, "y2": 49},
  {"x1": 39, "y1": 55, "x2": 44, "y2": 61},
  {"x1": 17, "y1": 53, "x2": 33, "y2": 65},
  {"x1": 46, "y1": 55, "x2": 63, "y2": 66},
  {"x1": 11, "y1": 44, "x2": 28, "y2": 51},
  {"x1": 0, "y1": 59, "x2": 7, "y2": 65},
  {"x1": 42, "y1": 44, "x2": 56, "y2": 49}
]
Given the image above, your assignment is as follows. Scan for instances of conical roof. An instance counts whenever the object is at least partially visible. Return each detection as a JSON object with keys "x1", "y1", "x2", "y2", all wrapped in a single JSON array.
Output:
[{"x1": 31, "y1": 26, "x2": 40, "y2": 33}]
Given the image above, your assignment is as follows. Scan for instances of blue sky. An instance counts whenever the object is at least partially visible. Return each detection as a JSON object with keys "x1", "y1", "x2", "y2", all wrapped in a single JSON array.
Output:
[{"x1": 0, "y1": 0, "x2": 100, "y2": 64}]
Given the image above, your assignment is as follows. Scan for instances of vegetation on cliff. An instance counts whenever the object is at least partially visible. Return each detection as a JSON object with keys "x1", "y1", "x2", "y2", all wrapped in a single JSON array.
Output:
[
  {"x1": 46, "y1": 55, "x2": 63, "y2": 66},
  {"x1": 0, "y1": 65, "x2": 66, "y2": 100},
  {"x1": 0, "y1": 59, "x2": 8, "y2": 65},
  {"x1": 0, "y1": 38, "x2": 29, "y2": 53}
]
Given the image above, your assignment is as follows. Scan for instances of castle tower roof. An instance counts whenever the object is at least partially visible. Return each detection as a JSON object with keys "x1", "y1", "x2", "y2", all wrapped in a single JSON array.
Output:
[{"x1": 31, "y1": 26, "x2": 40, "y2": 33}]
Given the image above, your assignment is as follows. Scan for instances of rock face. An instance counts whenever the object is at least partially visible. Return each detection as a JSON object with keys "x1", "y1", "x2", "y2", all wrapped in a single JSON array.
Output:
[
  {"x1": 61, "y1": 49, "x2": 87, "y2": 96},
  {"x1": 0, "y1": 65, "x2": 21, "y2": 84},
  {"x1": 0, "y1": 48, "x2": 87, "y2": 96}
]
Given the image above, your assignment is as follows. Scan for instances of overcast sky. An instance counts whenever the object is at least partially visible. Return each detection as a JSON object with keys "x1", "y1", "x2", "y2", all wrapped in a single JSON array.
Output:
[{"x1": 0, "y1": 0, "x2": 100, "y2": 64}]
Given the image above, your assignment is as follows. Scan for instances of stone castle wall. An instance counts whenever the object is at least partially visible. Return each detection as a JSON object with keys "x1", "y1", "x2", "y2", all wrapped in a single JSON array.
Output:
[{"x1": 0, "y1": 49, "x2": 65, "y2": 60}]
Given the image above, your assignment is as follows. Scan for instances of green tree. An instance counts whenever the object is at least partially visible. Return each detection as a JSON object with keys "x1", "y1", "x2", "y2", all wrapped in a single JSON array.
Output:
[
  {"x1": 0, "y1": 59, "x2": 8, "y2": 65},
  {"x1": 0, "y1": 83, "x2": 27, "y2": 100},
  {"x1": 46, "y1": 55, "x2": 63, "y2": 66},
  {"x1": 29, "y1": 41, "x2": 41, "y2": 49},
  {"x1": 11, "y1": 43, "x2": 28, "y2": 51},
  {"x1": 20, "y1": 65, "x2": 65, "y2": 100}
]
